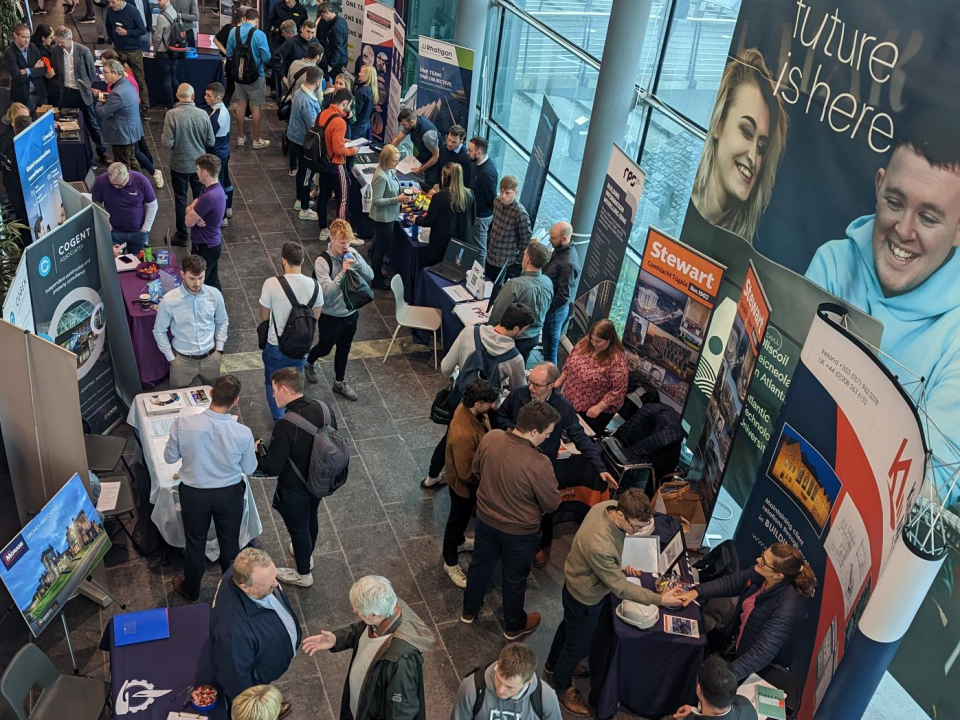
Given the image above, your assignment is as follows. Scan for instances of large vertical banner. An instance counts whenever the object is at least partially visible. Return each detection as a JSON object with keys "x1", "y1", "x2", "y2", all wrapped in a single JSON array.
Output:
[
  {"x1": 15, "y1": 111, "x2": 65, "y2": 244},
  {"x1": 24, "y1": 206, "x2": 121, "y2": 433},
  {"x1": 623, "y1": 228, "x2": 725, "y2": 416},
  {"x1": 415, "y1": 37, "x2": 473, "y2": 136},
  {"x1": 734, "y1": 308, "x2": 927, "y2": 719},
  {"x1": 692, "y1": 262, "x2": 770, "y2": 520},
  {"x1": 570, "y1": 144, "x2": 644, "y2": 343},
  {"x1": 519, "y1": 97, "x2": 559, "y2": 227},
  {"x1": 344, "y1": 0, "x2": 364, "y2": 73},
  {"x1": 361, "y1": 1, "x2": 405, "y2": 143},
  {"x1": 3, "y1": 255, "x2": 34, "y2": 333}
]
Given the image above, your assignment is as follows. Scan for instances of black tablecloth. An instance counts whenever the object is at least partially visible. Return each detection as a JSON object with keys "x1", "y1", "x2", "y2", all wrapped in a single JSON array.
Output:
[
  {"x1": 100, "y1": 603, "x2": 227, "y2": 719},
  {"x1": 144, "y1": 54, "x2": 225, "y2": 110},
  {"x1": 58, "y1": 112, "x2": 94, "y2": 182},
  {"x1": 394, "y1": 224, "x2": 432, "y2": 305},
  {"x1": 411, "y1": 266, "x2": 465, "y2": 350},
  {"x1": 588, "y1": 513, "x2": 706, "y2": 720}
]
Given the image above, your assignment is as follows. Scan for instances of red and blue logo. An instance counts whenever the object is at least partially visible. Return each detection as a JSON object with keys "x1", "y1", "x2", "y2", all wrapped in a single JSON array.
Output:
[{"x1": 2, "y1": 534, "x2": 28, "y2": 570}]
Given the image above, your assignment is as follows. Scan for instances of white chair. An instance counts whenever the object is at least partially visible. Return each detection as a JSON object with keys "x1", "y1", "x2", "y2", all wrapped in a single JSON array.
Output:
[{"x1": 384, "y1": 274, "x2": 443, "y2": 368}]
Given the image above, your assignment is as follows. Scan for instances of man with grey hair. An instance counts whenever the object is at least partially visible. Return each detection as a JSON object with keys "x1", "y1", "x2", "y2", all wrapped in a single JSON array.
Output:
[
  {"x1": 542, "y1": 220, "x2": 580, "y2": 365},
  {"x1": 93, "y1": 59, "x2": 143, "y2": 171},
  {"x1": 303, "y1": 576, "x2": 434, "y2": 720},
  {"x1": 51, "y1": 26, "x2": 107, "y2": 164},
  {"x1": 91, "y1": 161, "x2": 158, "y2": 256},
  {"x1": 210, "y1": 548, "x2": 298, "y2": 719},
  {"x1": 161, "y1": 83, "x2": 214, "y2": 245}
]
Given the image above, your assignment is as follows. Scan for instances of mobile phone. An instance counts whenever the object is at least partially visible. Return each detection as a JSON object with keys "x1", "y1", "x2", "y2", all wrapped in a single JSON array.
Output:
[
  {"x1": 118, "y1": 255, "x2": 134, "y2": 265},
  {"x1": 115, "y1": 22, "x2": 123, "y2": 27}
]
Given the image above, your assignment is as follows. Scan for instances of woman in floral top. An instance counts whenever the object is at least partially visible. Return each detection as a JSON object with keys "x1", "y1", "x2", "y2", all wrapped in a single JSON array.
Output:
[{"x1": 557, "y1": 319, "x2": 629, "y2": 435}]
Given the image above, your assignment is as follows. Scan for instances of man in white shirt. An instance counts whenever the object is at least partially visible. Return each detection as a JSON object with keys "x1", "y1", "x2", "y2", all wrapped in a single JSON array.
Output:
[
  {"x1": 153, "y1": 254, "x2": 229, "y2": 389},
  {"x1": 52, "y1": 26, "x2": 108, "y2": 163},
  {"x1": 259, "y1": 242, "x2": 323, "y2": 420}
]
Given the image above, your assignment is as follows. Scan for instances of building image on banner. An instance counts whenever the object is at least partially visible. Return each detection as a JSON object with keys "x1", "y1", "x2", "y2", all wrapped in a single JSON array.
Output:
[
  {"x1": 15, "y1": 111, "x2": 65, "y2": 244},
  {"x1": 415, "y1": 37, "x2": 473, "y2": 136},
  {"x1": 0, "y1": 474, "x2": 110, "y2": 637},
  {"x1": 360, "y1": 1, "x2": 405, "y2": 143},
  {"x1": 623, "y1": 229, "x2": 725, "y2": 415}
]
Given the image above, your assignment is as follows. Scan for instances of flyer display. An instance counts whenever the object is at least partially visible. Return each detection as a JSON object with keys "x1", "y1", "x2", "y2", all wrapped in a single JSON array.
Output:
[
  {"x1": 415, "y1": 37, "x2": 473, "y2": 136},
  {"x1": 14, "y1": 111, "x2": 65, "y2": 244}
]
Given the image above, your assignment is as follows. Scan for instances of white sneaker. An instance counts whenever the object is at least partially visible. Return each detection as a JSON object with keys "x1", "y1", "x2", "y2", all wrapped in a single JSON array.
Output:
[
  {"x1": 226, "y1": 207, "x2": 233, "y2": 218},
  {"x1": 252, "y1": 138, "x2": 271, "y2": 149},
  {"x1": 220, "y1": 218, "x2": 228, "y2": 227},
  {"x1": 276, "y1": 567, "x2": 314, "y2": 587},
  {"x1": 288, "y1": 542, "x2": 315, "y2": 570},
  {"x1": 293, "y1": 200, "x2": 302, "y2": 211},
  {"x1": 444, "y1": 563, "x2": 467, "y2": 589},
  {"x1": 459, "y1": 537, "x2": 475, "y2": 552},
  {"x1": 349, "y1": 237, "x2": 365, "y2": 247},
  {"x1": 153, "y1": 169, "x2": 165, "y2": 188},
  {"x1": 299, "y1": 209, "x2": 319, "y2": 221},
  {"x1": 420, "y1": 469, "x2": 446, "y2": 488},
  {"x1": 318, "y1": 229, "x2": 331, "y2": 242},
  {"x1": 288, "y1": 168, "x2": 297, "y2": 177},
  {"x1": 237, "y1": 136, "x2": 246, "y2": 147}
]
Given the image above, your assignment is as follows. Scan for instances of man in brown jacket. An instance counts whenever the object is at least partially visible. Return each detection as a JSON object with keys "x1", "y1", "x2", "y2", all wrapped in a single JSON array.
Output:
[
  {"x1": 442, "y1": 379, "x2": 499, "y2": 589},
  {"x1": 461, "y1": 399, "x2": 562, "y2": 640}
]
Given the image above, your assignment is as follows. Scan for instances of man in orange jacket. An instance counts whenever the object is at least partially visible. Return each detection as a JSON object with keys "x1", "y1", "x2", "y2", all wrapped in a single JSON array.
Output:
[{"x1": 315, "y1": 87, "x2": 355, "y2": 241}]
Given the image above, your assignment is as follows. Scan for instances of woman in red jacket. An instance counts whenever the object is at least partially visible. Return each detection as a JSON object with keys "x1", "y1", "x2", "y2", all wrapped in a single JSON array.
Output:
[{"x1": 557, "y1": 318, "x2": 629, "y2": 435}]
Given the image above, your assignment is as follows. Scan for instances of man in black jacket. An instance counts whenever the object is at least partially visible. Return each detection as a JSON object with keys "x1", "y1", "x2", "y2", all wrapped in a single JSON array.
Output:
[
  {"x1": 316, "y1": 1, "x2": 348, "y2": 78},
  {"x1": 613, "y1": 390, "x2": 686, "y2": 496},
  {"x1": 497, "y1": 362, "x2": 615, "y2": 568},
  {"x1": 303, "y1": 575, "x2": 434, "y2": 720},
  {"x1": 439, "y1": 124, "x2": 470, "y2": 178},
  {"x1": 273, "y1": 19, "x2": 319, "y2": 91},
  {"x1": 210, "y1": 548, "x2": 300, "y2": 719},
  {"x1": 52, "y1": 27, "x2": 108, "y2": 164},
  {"x1": 542, "y1": 220, "x2": 581, "y2": 364},
  {"x1": 467, "y1": 136, "x2": 499, "y2": 264},
  {"x1": 256, "y1": 367, "x2": 333, "y2": 588},
  {"x1": 6, "y1": 25, "x2": 48, "y2": 114}
]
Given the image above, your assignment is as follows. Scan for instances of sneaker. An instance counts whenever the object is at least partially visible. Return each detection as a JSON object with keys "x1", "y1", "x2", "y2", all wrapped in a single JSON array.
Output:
[
  {"x1": 299, "y1": 209, "x2": 319, "y2": 221},
  {"x1": 152, "y1": 169, "x2": 164, "y2": 188},
  {"x1": 34, "y1": 8, "x2": 47, "y2": 14},
  {"x1": 458, "y1": 537, "x2": 475, "y2": 552},
  {"x1": 420, "y1": 470, "x2": 446, "y2": 489},
  {"x1": 288, "y1": 168, "x2": 297, "y2": 177},
  {"x1": 349, "y1": 237, "x2": 365, "y2": 247},
  {"x1": 318, "y1": 229, "x2": 331, "y2": 242},
  {"x1": 276, "y1": 568, "x2": 314, "y2": 587},
  {"x1": 558, "y1": 687, "x2": 592, "y2": 718},
  {"x1": 503, "y1": 612, "x2": 541, "y2": 641},
  {"x1": 79, "y1": 13, "x2": 96, "y2": 22},
  {"x1": 443, "y1": 563, "x2": 467, "y2": 589},
  {"x1": 211, "y1": 8, "x2": 219, "y2": 16},
  {"x1": 220, "y1": 218, "x2": 229, "y2": 227},
  {"x1": 287, "y1": 542, "x2": 315, "y2": 570},
  {"x1": 304, "y1": 363, "x2": 319, "y2": 384},
  {"x1": 226, "y1": 207, "x2": 233, "y2": 218},
  {"x1": 237, "y1": 136, "x2": 246, "y2": 147},
  {"x1": 252, "y1": 138, "x2": 271, "y2": 149},
  {"x1": 333, "y1": 380, "x2": 358, "y2": 401},
  {"x1": 460, "y1": 612, "x2": 476, "y2": 625},
  {"x1": 293, "y1": 200, "x2": 302, "y2": 211}
]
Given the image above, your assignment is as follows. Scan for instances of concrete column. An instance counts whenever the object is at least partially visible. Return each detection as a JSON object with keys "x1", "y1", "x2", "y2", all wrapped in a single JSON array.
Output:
[
  {"x1": 569, "y1": 0, "x2": 653, "y2": 263},
  {"x1": 453, "y1": 0, "x2": 493, "y2": 135}
]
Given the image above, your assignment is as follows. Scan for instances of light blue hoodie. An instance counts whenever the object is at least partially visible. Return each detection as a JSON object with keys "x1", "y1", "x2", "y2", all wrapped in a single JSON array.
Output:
[{"x1": 806, "y1": 214, "x2": 960, "y2": 504}]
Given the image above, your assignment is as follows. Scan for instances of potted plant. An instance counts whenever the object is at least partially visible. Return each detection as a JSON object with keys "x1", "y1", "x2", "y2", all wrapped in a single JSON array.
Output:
[{"x1": 0, "y1": 206, "x2": 27, "y2": 305}]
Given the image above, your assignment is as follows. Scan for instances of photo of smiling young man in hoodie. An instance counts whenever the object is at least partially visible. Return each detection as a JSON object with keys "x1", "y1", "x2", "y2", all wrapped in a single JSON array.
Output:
[{"x1": 806, "y1": 110, "x2": 960, "y2": 495}]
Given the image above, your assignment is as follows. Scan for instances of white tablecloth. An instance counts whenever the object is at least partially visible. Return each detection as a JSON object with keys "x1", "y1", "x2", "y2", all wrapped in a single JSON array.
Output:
[{"x1": 126, "y1": 386, "x2": 263, "y2": 561}]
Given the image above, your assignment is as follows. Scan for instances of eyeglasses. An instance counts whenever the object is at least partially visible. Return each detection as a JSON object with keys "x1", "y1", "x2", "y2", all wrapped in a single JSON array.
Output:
[
  {"x1": 757, "y1": 554, "x2": 776, "y2": 570},
  {"x1": 528, "y1": 380, "x2": 553, "y2": 390}
]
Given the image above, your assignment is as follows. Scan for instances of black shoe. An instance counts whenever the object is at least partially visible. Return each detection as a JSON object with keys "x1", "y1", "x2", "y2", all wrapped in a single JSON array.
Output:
[
  {"x1": 79, "y1": 13, "x2": 95, "y2": 22},
  {"x1": 172, "y1": 234, "x2": 189, "y2": 247},
  {"x1": 304, "y1": 363, "x2": 319, "y2": 383},
  {"x1": 97, "y1": 36, "x2": 106, "y2": 44}
]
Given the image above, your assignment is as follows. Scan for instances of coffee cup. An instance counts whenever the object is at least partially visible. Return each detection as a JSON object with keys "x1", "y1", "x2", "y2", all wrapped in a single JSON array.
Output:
[{"x1": 139, "y1": 293, "x2": 151, "y2": 311}]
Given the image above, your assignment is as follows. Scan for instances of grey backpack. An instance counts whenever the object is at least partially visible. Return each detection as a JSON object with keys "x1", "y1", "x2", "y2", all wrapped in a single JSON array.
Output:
[{"x1": 282, "y1": 403, "x2": 350, "y2": 498}]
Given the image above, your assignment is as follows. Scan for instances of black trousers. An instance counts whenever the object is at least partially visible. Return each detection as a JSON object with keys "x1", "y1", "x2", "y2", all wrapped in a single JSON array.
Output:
[
  {"x1": 370, "y1": 219, "x2": 394, "y2": 285},
  {"x1": 578, "y1": 410, "x2": 614, "y2": 437},
  {"x1": 217, "y1": 155, "x2": 234, "y2": 210},
  {"x1": 428, "y1": 433, "x2": 447, "y2": 478},
  {"x1": 307, "y1": 312, "x2": 359, "y2": 381},
  {"x1": 179, "y1": 481, "x2": 245, "y2": 601},
  {"x1": 153, "y1": 53, "x2": 179, "y2": 109},
  {"x1": 273, "y1": 482, "x2": 321, "y2": 575},
  {"x1": 316, "y1": 164, "x2": 349, "y2": 230},
  {"x1": 192, "y1": 242, "x2": 223, "y2": 292},
  {"x1": 442, "y1": 488, "x2": 476, "y2": 566},
  {"x1": 515, "y1": 336, "x2": 537, "y2": 363},
  {"x1": 172, "y1": 170, "x2": 202, "y2": 238},
  {"x1": 547, "y1": 583, "x2": 603, "y2": 691},
  {"x1": 61, "y1": 88, "x2": 106, "y2": 154}
]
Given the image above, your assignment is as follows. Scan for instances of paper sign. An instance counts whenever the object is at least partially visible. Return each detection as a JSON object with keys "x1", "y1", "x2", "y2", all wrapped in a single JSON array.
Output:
[{"x1": 96, "y1": 481, "x2": 121, "y2": 513}]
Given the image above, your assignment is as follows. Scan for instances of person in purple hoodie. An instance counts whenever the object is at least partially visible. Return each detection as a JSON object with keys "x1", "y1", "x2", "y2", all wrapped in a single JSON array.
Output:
[{"x1": 186, "y1": 154, "x2": 227, "y2": 291}]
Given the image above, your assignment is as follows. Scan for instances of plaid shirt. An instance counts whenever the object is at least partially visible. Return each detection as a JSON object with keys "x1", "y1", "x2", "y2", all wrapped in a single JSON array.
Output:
[{"x1": 486, "y1": 197, "x2": 532, "y2": 268}]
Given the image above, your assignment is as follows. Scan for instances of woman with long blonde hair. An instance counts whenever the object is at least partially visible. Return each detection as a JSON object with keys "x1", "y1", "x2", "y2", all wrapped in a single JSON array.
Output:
[
  {"x1": 352, "y1": 64, "x2": 378, "y2": 141},
  {"x1": 414, "y1": 162, "x2": 476, "y2": 263},
  {"x1": 690, "y1": 48, "x2": 788, "y2": 243}
]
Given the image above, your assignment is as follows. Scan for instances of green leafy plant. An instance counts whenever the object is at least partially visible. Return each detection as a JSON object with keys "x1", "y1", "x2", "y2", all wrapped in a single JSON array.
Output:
[
  {"x1": 0, "y1": 206, "x2": 28, "y2": 304},
  {"x1": 0, "y1": 0, "x2": 26, "y2": 56}
]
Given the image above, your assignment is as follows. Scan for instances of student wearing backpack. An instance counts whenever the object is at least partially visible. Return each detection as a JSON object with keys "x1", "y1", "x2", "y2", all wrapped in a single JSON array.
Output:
[
  {"x1": 255, "y1": 368, "x2": 339, "y2": 588},
  {"x1": 421, "y1": 303, "x2": 534, "y2": 488},
  {"x1": 226, "y1": 8, "x2": 272, "y2": 149},
  {"x1": 259, "y1": 243, "x2": 323, "y2": 420},
  {"x1": 153, "y1": 0, "x2": 181, "y2": 109},
  {"x1": 314, "y1": 87, "x2": 357, "y2": 240},
  {"x1": 286, "y1": 67, "x2": 323, "y2": 221},
  {"x1": 451, "y1": 643, "x2": 562, "y2": 720}
]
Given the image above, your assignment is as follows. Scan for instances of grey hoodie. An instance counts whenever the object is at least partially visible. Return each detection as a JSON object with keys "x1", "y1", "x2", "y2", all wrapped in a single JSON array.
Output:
[
  {"x1": 441, "y1": 324, "x2": 527, "y2": 392},
  {"x1": 450, "y1": 662, "x2": 563, "y2": 720},
  {"x1": 161, "y1": 101, "x2": 215, "y2": 174}
]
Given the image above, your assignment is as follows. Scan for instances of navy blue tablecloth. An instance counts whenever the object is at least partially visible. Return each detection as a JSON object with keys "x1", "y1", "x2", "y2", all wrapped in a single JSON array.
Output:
[
  {"x1": 412, "y1": 267, "x2": 466, "y2": 350},
  {"x1": 144, "y1": 54, "x2": 225, "y2": 110},
  {"x1": 100, "y1": 603, "x2": 228, "y2": 719},
  {"x1": 58, "y1": 112, "x2": 94, "y2": 182},
  {"x1": 588, "y1": 513, "x2": 705, "y2": 720},
  {"x1": 394, "y1": 224, "x2": 432, "y2": 304}
]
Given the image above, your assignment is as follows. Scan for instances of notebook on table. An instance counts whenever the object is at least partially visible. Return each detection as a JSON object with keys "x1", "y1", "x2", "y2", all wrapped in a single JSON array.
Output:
[{"x1": 113, "y1": 608, "x2": 170, "y2": 647}]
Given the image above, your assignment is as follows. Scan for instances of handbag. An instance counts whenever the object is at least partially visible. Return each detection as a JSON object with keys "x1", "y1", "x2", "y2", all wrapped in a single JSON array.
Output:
[
  {"x1": 429, "y1": 379, "x2": 460, "y2": 425},
  {"x1": 320, "y1": 251, "x2": 374, "y2": 310}
]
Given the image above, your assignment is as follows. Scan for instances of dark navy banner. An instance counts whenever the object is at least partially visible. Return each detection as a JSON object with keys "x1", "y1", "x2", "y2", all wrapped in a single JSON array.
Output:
[{"x1": 519, "y1": 96, "x2": 558, "y2": 227}]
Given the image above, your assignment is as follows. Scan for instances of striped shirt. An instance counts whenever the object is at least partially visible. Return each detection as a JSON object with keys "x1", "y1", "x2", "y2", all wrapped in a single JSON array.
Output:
[{"x1": 486, "y1": 197, "x2": 532, "y2": 269}]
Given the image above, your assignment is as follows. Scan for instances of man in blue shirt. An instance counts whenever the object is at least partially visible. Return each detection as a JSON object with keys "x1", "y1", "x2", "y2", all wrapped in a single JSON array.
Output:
[
  {"x1": 5, "y1": 24, "x2": 47, "y2": 114},
  {"x1": 226, "y1": 8, "x2": 272, "y2": 149},
  {"x1": 153, "y1": 253, "x2": 229, "y2": 388},
  {"x1": 105, "y1": 0, "x2": 150, "y2": 109},
  {"x1": 165, "y1": 376, "x2": 258, "y2": 603},
  {"x1": 205, "y1": 83, "x2": 234, "y2": 223}
]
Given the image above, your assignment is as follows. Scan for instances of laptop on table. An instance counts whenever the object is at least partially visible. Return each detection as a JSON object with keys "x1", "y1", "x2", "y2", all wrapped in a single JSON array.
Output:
[{"x1": 428, "y1": 239, "x2": 481, "y2": 284}]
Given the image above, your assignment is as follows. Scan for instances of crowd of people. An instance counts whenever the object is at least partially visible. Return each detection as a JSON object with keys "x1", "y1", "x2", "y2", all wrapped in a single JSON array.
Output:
[{"x1": 0, "y1": 7, "x2": 820, "y2": 720}]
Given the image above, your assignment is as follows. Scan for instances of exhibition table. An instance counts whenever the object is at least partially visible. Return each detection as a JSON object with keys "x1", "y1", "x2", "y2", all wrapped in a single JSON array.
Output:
[
  {"x1": 100, "y1": 603, "x2": 228, "y2": 719},
  {"x1": 144, "y1": 53, "x2": 225, "y2": 110},
  {"x1": 393, "y1": 224, "x2": 432, "y2": 304},
  {"x1": 58, "y1": 113, "x2": 94, "y2": 182},
  {"x1": 411, "y1": 267, "x2": 465, "y2": 350},
  {"x1": 588, "y1": 513, "x2": 705, "y2": 720},
  {"x1": 126, "y1": 386, "x2": 263, "y2": 561},
  {"x1": 118, "y1": 259, "x2": 182, "y2": 389}
]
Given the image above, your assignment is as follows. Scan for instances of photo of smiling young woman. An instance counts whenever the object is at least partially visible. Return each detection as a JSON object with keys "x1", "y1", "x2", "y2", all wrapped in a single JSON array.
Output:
[{"x1": 689, "y1": 49, "x2": 789, "y2": 244}]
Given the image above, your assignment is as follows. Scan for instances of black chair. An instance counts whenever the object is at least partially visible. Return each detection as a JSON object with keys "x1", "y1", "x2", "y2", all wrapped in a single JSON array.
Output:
[
  {"x1": 759, "y1": 664, "x2": 802, "y2": 720},
  {"x1": 84, "y1": 433, "x2": 133, "y2": 477},
  {"x1": 0, "y1": 644, "x2": 108, "y2": 720},
  {"x1": 98, "y1": 475, "x2": 145, "y2": 556},
  {"x1": 601, "y1": 435, "x2": 685, "y2": 498}
]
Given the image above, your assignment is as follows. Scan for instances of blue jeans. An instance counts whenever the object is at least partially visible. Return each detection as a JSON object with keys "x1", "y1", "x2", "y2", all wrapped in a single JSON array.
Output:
[
  {"x1": 263, "y1": 342, "x2": 307, "y2": 421},
  {"x1": 463, "y1": 518, "x2": 540, "y2": 631},
  {"x1": 541, "y1": 304, "x2": 570, "y2": 365},
  {"x1": 112, "y1": 229, "x2": 148, "y2": 256}
]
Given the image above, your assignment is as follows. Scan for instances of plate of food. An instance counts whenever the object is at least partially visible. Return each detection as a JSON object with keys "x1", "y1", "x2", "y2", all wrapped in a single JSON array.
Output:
[{"x1": 191, "y1": 685, "x2": 218, "y2": 711}]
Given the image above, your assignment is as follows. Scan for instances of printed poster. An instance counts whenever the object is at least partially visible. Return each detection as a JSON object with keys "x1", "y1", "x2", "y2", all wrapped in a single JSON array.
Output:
[
  {"x1": 15, "y1": 111, "x2": 65, "y2": 244},
  {"x1": 623, "y1": 228, "x2": 725, "y2": 416},
  {"x1": 416, "y1": 36, "x2": 473, "y2": 136},
  {"x1": 360, "y1": 1, "x2": 405, "y2": 143},
  {"x1": 519, "y1": 96, "x2": 559, "y2": 227},
  {"x1": 2, "y1": 253, "x2": 34, "y2": 333},
  {"x1": 344, "y1": 0, "x2": 364, "y2": 73}
]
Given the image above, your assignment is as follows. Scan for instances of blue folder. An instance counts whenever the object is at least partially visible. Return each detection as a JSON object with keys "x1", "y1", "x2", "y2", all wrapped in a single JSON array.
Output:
[{"x1": 113, "y1": 608, "x2": 171, "y2": 647}]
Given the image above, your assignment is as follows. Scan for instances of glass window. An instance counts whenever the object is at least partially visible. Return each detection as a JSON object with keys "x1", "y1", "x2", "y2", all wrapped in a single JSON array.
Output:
[
  {"x1": 404, "y1": 0, "x2": 459, "y2": 43},
  {"x1": 609, "y1": 253, "x2": 640, "y2": 336}
]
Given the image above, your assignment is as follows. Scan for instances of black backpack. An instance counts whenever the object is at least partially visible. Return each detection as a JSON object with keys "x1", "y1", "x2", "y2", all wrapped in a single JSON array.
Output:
[
  {"x1": 230, "y1": 26, "x2": 260, "y2": 85},
  {"x1": 277, "y1": 66, "x2": 310, "y2": 123},
  {"x1": 272, "y1": 275, "x2": 319, "y2": 359},
  {"x1": 162, "y1": 6, "x2": 191, "y2": 54},
  {"x1": 469, "y1": 663, "x2": 543, "y2": 719},
  {"x1": 281, "y1": 404, "x2": 350, "y2": 499},
  {"x1": 302, "y1": 114, "x2": 337, "y2": 172}
]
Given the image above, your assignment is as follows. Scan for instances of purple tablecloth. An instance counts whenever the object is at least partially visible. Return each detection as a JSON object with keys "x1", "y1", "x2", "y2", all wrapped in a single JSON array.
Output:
[
  {"x1": 58, "y1": 112, "x2": 94, "y2": 182},
  {"x1": 589, "y1": 513, "x2": 706, "y2": 719},
  {"x1": 118, "y1": 260, "x2": 182, "y2": 388}
]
